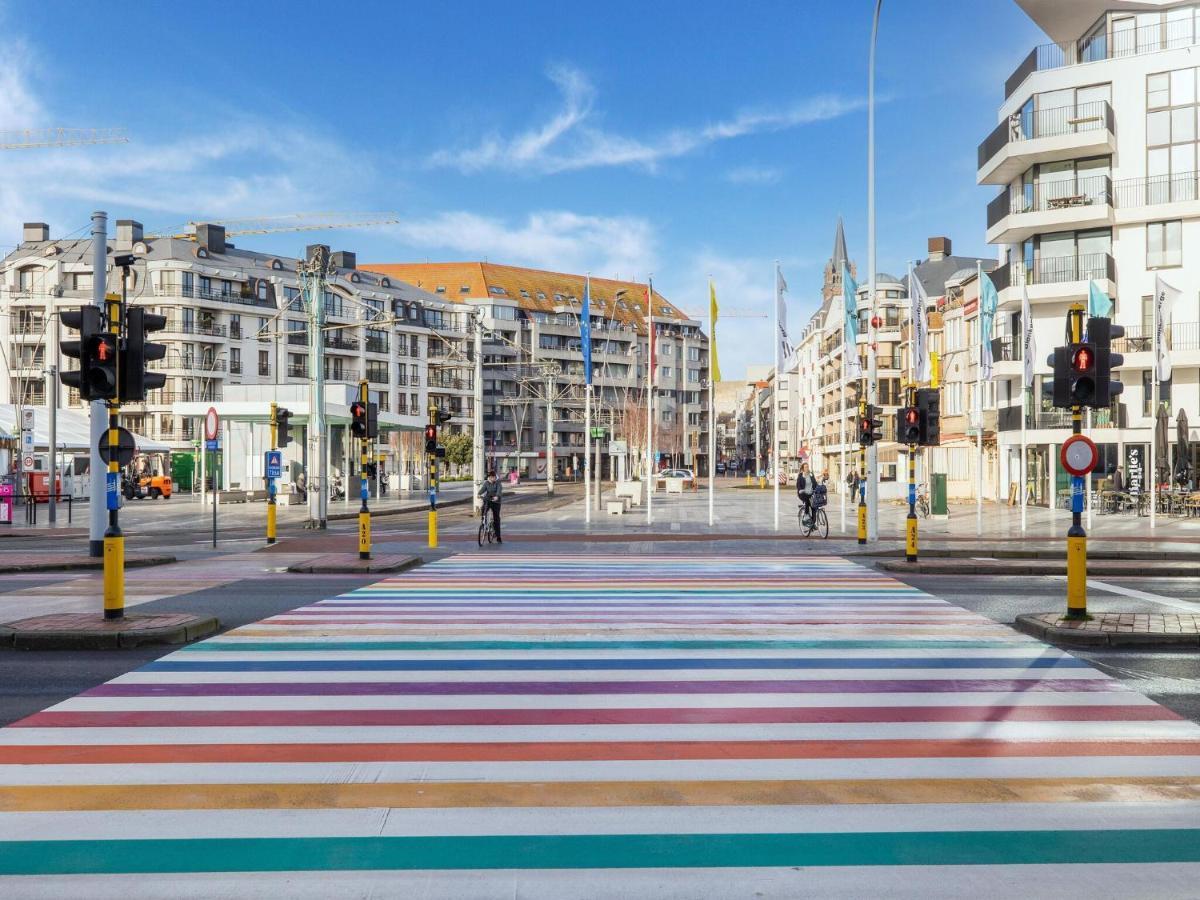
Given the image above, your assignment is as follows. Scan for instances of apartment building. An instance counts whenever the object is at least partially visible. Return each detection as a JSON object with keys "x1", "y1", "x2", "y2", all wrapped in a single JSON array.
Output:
[
  {"x1": 981, "y1": 0, "x2": 1200, "y2": 503},
  {"x1": 362, "y1": 262, "x2": 710, "y2": 480},
  {"x1": 0, "y1": 221, "x2": 455, "y2": 488}
]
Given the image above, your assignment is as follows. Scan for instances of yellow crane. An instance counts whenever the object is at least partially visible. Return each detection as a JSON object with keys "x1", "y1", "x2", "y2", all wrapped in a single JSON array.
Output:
[
  {"x1": 0, "y1": 127, "x2": 128, "y2": 151},
  {"x1": 148, "y1": 213, "x2": 402, "y2": 241}
]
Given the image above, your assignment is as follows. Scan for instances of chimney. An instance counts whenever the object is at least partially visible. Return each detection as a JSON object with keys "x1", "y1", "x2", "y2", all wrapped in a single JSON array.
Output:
[
  {"x1": 330, "y1": 250, "x2": 357, "y2": 270},
  {"x1": 194, "y1": 223, "x2": 226, "y2": 254},
  {"x1": 22, "y1": 222, "x2": 49, "y2": 243},
  {"x1": 115, "y1": 219, "x2": 144, "y2": 249},
  {"x1": 927, "y1": 236, "x2": 951, "y2": 261}
]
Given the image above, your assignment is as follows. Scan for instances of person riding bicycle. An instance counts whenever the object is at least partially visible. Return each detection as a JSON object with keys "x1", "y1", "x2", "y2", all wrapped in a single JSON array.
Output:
[
  {"x1": 796, "y1": 463, "x2": 817, "y2": 528},
  {"x1": 478, "y1": 470, "x2": 503, "y2": 543}
]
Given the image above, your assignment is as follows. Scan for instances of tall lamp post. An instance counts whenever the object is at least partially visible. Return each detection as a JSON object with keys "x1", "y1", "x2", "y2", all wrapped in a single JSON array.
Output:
[{"x1": 866, "y1": 0, "x2": 882, "y2": 542}]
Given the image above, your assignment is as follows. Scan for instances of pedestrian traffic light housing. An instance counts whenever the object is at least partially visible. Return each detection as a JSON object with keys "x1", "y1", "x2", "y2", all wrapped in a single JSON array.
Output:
[
  {"x1": 350, "y1": 400, "x2": 369, "y2": 438},
  {"x1": 896, "y1": 406, "x2": 921, "y2": 445},
  {"x1": 1088, "y1": 316, "x2": 1125, "y2": 407},
  {"x1": 915, "y1": 387, "x2": 941, "y2": 446},
  {"x1": 424, "y1": 423, "x2": 437, "y2": 453},
  {"x1": 59, "y1": 306, "x2": 108, "y2": 401},
  {"x1": 1068, "y1": 341, "x2": 1097, "y2": 406},
  {"x1": 276, "y1": 408, "x2": 294, "y2": 447},
  {"x1": 858, "y1": 403, "x2": 883, "y2": 447},
  {"x1": 119, "y1": 307, "x2": 167, "y2": 402}
]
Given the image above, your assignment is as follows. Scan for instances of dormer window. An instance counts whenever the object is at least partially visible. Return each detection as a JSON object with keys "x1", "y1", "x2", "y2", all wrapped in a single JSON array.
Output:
[
  {"x1": 435, "y1": 286, "x2": 446, "y2": 293},
  {"x1": 536, "y1": 291, "x2": 546, "y2": 300},
  {"x1": 271, "y1": 259, "x2": 283, "y2": 270},
  {"x1": 459, "y1": 285, "x2": 471, "y2": 293},
  {"x1": 488, "y1": 285, "x2": 507, "y2": 296},
  {"x1": 350, "y1": 273, "x2": 361, "y2": 283}
]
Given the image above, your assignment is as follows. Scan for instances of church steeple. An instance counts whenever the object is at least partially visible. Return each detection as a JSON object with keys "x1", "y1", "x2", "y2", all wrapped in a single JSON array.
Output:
[{"x1": 822, "y1": 216, "x2": 856, "y2": 304}]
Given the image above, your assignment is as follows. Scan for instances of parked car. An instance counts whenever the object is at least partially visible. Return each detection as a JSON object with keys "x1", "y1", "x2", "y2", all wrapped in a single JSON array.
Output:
[{"x1": 661, "y1": 468, "x2": 696, "y2": 488}]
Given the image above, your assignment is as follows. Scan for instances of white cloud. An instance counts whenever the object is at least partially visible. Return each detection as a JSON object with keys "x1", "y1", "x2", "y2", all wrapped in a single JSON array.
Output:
[
  {"x1": 725, "y1": 165, "x2": 783, "y2": 185},
  {"x1": 431, "y1": 66, "x2": 863, "y2": 175},
  {"x1": 393, "y1": 210, "x2": 657, "y2": 280}
]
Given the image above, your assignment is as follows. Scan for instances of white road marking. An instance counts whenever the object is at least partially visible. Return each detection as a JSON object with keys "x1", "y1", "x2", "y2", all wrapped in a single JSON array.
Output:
[{"x1": 1087, "y1": 579, "x2": 1198, "y2": 612}]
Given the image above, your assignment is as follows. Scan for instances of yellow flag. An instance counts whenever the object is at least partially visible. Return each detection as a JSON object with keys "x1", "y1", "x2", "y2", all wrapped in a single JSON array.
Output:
[{"x1": 709, "y1": 281, "x2": 722, "y2": 383}]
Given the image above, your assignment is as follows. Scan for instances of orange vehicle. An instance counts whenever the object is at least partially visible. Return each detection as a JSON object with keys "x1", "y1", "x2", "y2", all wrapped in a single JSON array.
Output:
[{"x1": 122, "y1": 451, "x2": 172, "y2": 500}]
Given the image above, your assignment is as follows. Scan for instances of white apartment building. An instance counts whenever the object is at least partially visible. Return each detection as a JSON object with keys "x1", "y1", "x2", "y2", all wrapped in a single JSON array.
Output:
[{"x1": 982, "y1": 0, "x2": 1200, "y2": 502}]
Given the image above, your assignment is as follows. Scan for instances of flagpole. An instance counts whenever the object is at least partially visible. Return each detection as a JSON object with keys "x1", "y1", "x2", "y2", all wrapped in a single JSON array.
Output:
[
  {"x1": 840, "y1": 329, "x2": 847, "y2": 534},
  {"x1": 1151, "y1": 282, "x2": 1158, "y2": 531},
  {"x1": 976, "y1": 261, "x2": 983, "y2": 538},
  {"x1": 646, "y1": 282, "x2": 654, "y2": 526},
  {"x1": 584, "y1": 276, "x2": 591, "y2": 525},
  {"x1": 708, "y1": 279, "x2": 716, "y2": 527},
  {"x1": 1085, "y1": 406, "x2": 1092, "y2": 530},
  {"x1": 773, "y1": 261, "x2": 781, "y2": 531}
]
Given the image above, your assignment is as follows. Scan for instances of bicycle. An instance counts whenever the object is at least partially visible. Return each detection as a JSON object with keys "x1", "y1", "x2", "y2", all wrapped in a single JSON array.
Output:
[
  {"x1": 478, "y1": 505, "x2": 498, "y2": 547},
  {"x1": 798, "y1": 501, "x2": 829, "y2": 539},
  {"x1": 916, "y1": 486, "x2": 931, "y2": 519}
]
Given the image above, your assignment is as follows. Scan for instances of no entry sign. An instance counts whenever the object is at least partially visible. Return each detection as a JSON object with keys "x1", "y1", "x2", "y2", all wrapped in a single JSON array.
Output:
[{"x1": 1060, "y1": 434, "x2": 1099, "y2": 478}]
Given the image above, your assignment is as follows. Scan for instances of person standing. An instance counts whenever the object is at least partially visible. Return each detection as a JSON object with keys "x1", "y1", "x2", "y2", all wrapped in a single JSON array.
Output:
[{"x1": 478, "y1": 470, "x2": 503, "y2": 543}]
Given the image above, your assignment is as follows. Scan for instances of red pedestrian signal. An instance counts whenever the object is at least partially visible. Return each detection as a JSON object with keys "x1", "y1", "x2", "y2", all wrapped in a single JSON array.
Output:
[
  {"x1": 1071, "y1": 346, "x2": 1092, "y2": 372},
  {"x1": 424, "y1": 423, "x2": 437, "y2": 453}
]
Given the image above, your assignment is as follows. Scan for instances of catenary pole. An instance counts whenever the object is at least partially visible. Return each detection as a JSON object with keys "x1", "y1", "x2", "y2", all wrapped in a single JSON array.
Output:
[
  {"x1": 646, "y1": 287, "x2": 654, "y2": 525},
  {"x1": 473, "y1": 309, "x2": 484, "y2": 513},
  {"x1": 866, "y1": 0, "x2": 882, "y2": 542},
  {"x1": 708, "y1": 295, "x2": 715, "y2": 527},
  {"x1": 976, "y1": 260, "x2": 983, "y2": 538},
  {"x1": 773, "y1": 261, "x2": 781, "y2": 531},
  {"x1": 88, "y1": 212, "x2": 107, "y2": 556}
]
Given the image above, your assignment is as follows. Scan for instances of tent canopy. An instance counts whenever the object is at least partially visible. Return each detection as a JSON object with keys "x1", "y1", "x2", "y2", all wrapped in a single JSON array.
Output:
[{"x1": 0, "y1": 405, "x2": 169, "y2": 454}]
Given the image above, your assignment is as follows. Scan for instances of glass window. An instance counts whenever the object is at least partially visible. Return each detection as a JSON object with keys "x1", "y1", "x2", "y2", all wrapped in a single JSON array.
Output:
[
  {"x1": 1148, "y1": 72, "x2": 1171, "y2": 107},
  {"x1": 1173, "y1": 106, "x2": 1196, "y2": 142},
  {"x1": 1147, "y1": 220, "x2": 1182, "y2": 268},
  {"x1": 1173, "y1": 67, "x2": 1196, "y2": 105},
  {"x1": 1168, "y1": 8, "x2": 1194, "y2": 48},
  {"x1": 1148, "y1": 109, "x2": 1171, "y2": 144}
]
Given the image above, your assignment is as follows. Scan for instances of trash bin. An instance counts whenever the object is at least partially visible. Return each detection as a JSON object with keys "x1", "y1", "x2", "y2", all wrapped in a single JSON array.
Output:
[{"x1": 931, "y1": 472, "x2": 948, "y2": 518}]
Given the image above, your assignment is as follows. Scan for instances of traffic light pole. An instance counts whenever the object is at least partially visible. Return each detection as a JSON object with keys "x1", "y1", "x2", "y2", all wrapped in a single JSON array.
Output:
[
  {"x1": 428, "y1": 403, "x2": 439, "y2": 549},
  {"x1": 1066, "y1": 310, "x2": 1087, "y2": 618},
  {"x1": 88, "y1": 212, "x2": 107, "y2": 558},
  {"x1": 856, "y1": 408, "x2": 867, "y2": 545},
  {"x1": 102, "y1": 277, "x2": 126, "y2": 619},
  {"x1": 906, "y1": 444, "x2": 918, "y2": 562},
  {"x1": 358, "y1": 380, "x2": 372, "y2": 560},
  {"x1": 267, "y1": 403, "x2": 278, "y2": 545}
]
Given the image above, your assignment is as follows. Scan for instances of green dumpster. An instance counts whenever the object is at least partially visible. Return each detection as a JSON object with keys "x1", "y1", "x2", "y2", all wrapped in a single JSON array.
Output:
[{"x1": 931, "y1": 472, "x2": 948, "y2": 517}]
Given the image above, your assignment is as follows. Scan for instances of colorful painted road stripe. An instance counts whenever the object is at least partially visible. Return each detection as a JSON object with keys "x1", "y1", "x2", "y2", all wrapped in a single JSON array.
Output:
[{"x1": 1, "y1": 554, "x2": 1198, "y2": 897}]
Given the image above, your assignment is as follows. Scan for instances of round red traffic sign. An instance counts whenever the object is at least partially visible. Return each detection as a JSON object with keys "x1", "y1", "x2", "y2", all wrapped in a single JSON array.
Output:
[
  {"x1": 204, "y1": 407, "x2": 219, "y2": 441},
  {"x1": 1060, "y1": 434, "x2": 1099, "y2": 477}
]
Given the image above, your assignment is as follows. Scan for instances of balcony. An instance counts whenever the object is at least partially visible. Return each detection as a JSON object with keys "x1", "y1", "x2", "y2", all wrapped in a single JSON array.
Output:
[
  {"x1": 324, "y1": 333, "x2": 359, "y2": 352},
  {"x1": 365, "y1": 337, "x2": 389, "y2": 354},
  {"x1": 995, "y1": 253, "x2": 1116, "y2": 305},
  {"x1": 287, "y1": 364, "x2": 308, "y2": 379},
  {"x1": 998, "y1": 404, "x2": 1127, "y2": 432},
  {"x1": 986, "y1": 175, "x2": 1112, "y2": 244},
  {"x1": 1114, "y1": 322, "x2": 1200, "y2": 355},
  {"x1": 155, "y1": 285, "x2": 270, "y2": 308},
  {"x1": 162, "y1": 320, "x2": 226, "y2": 339},
  {"x1": 1113, "y1": 170, "x2": 1200, "y2": 217},
  {"x1": 978, "y1": 101, "x2": 1114, "y2": 185},
  {"x1": 1005, "y1": 20, "x2": 1200, "y2": 100},
  {"x1": 150, "y1": 356, "x2": 226, "y2": 373}
]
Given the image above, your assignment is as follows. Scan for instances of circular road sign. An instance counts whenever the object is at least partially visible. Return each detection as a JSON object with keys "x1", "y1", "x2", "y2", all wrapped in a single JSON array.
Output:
[
  {"x1": 97, "y1": 426, "x2": 137, "y2": 468},
  {"x1": 1060, "y1": 434, "x2": 1099, "y2": 478},
  {"x1": 22, "y1": 454, "x2": 35, "y2": 472},
  {"x1": 204, "y1": 406, "x2": 219, "y2": 441}
]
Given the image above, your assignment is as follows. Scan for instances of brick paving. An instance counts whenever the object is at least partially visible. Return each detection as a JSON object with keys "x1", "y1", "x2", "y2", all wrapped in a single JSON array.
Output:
[
  {"x1": 1028, "y1": 612, "x2": 1200, "y2": 633},
  {"x1": 2, "y1": 612, "x2": 199, "y2": 633}
]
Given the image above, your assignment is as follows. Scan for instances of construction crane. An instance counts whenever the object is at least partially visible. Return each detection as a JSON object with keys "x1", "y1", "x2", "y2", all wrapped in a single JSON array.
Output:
[
  {"x1": 0, "y1": 127, "x2": 129, "y2": 151},
  {"x1": 147, "y1": 213, "x2": 402, "y2": 241}
]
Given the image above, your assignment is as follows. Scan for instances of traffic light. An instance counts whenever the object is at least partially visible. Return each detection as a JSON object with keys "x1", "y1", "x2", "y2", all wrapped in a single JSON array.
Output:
[
  {"x1": 1068, "y1": 341, "x2": 1097, "y2": 406},
  {"x1": 119, "y1": 307, "x2": 167, "y2": 402},
  {"x1": 60, "y1": 306, "x2": 118, "y2": 402},
  {"x1": 1089, "y1": 317, "x2": 1125, "y2": 407},
  {"x1": 858, "y1": 403, "x2": 883, "y2": 447},
  {"x1": 916, "y1": 387, "x2": 941, "y2": 446},
  {"x1": 1046, "y1": 346, "x2": 1071, "y2": 408},
  {"x1": 896, "y1": 406, "x2": 921, "y2": 445},
  {"x1": 277, "y1": 408, "x2": 294, "y2": 447},
  {"x1": 60, "y1": 306, "x2": 106, "y2": 401},
  {"x1": 365, "y1": 402, "x2": 378, "y2": 439},
  {"x1": 351, "y1": 400, "x2": 369, "y2": 438},
  {"x1": 424, "y1": 423, "x2": 437, "y2": 453}
]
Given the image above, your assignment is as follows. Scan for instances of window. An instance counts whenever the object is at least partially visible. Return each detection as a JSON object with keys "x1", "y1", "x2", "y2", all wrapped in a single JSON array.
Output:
[
  {"x1": 1147, "y1": 67, "x2": 1200, "y2": 201},
  {"x1": 1147, "y1": 220, "x2": 1182, "y2": 267},
  {"x1": 258, "y1": 350, "x2": 270, "y2": 377},
  {"x1": 1143, "y1": 369, "x2": 1173, "y2": 416},
  {"x1": 229, "y1": 347, "x2": 241, "y2": 374},
  {"x1": 71, "y1": 272, "x2": 93, "y2": 291}
]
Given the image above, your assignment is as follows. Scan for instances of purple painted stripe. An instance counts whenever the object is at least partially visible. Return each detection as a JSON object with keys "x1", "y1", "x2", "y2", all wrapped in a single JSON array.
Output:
[{"x1": 83, "y1": 678, "x2": 1125, "y2": 697}]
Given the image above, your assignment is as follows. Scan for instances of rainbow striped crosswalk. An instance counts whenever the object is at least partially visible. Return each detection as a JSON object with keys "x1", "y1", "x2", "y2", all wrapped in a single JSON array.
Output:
[{"x1": 1, "y1": 554, "x2": 1199, "y2": 897}]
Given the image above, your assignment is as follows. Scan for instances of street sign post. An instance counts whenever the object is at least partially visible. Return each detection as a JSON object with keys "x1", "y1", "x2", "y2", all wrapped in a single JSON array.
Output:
[
  {"x1": 204, "y1": 407, "x2": 219, "y2": 442},
  {"x1": 204, "y1": 407, "x2": 218, "y2": 548},
  {"x1": 97, "y1": 427, "x2": 137, "y2": 468},
  {"x1": 265, "y1": 450, "x2": 282, "y2": 480}
]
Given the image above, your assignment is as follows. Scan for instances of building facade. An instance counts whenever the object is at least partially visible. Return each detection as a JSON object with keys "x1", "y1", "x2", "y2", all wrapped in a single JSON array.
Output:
[{"x1": 982, "y1": 0, "x2": 1200, "y2": 503}]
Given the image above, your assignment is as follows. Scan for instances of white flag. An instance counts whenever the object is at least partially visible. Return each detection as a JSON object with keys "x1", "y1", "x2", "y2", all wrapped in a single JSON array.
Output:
[
  {"x1": 910, "y1": 270, "x2": 929, "y2": 383},
  {"x1": 1154, "y1": 274, "x2": 1176, "y2": 381},
  {"x1": 1021, "y1": 285, "x2": 1036, "y2": 390},
  {"x1": 775, "y1": 264, "x2": 791, "y2": 368}
]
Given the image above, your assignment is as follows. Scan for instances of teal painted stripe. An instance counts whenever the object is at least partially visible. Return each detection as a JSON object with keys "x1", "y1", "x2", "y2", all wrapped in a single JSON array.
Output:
[
  {"x1": 183, "y1": 639, "x2": 1033, "y2": 652},
  {"x1": 2, "y1": 830, "x2": 1198, "y2": 875}
]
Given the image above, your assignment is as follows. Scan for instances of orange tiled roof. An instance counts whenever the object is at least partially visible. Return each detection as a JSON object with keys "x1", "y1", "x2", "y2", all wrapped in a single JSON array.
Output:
[{"x1": 359, "y1": 261, "x2": 687, "y2": 332}]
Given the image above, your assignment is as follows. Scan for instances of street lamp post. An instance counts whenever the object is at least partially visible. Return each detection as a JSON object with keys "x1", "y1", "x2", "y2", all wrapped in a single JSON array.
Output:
[{"x1": 866, "y1": 0, "x2": 882, "y2": 542}]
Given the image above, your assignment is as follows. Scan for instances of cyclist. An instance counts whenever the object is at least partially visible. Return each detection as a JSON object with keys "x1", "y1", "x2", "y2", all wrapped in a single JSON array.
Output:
[
  {"x1": 796, "y1": 462, "x2": 817, "y2": 529},
  {"x1": 478, "y1": 470, "x2": 503, "y2": 544}
]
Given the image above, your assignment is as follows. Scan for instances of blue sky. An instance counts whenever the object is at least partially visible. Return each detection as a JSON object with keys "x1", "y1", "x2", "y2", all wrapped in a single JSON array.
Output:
[{"x1": 1, "y1": 0, "x2": 1043, "y2": 375}]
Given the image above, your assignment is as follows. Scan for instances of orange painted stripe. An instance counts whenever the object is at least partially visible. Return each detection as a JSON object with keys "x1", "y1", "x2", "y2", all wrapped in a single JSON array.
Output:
[
  {"x1": 3, "y1": 739, "x2": 1199, "y2": 766},
  {"x1": 3, "y1": 776, "x2": 1199, "y2": 812}
]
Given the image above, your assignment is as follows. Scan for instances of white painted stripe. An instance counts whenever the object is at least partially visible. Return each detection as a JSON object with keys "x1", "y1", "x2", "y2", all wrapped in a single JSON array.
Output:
[
  {"x1": 3, "y1": 756, "x2": 1199, "y2": 786},
  {"x1": 108, "y1": 667, "x2": 1111, "y2": 684},
  {"x1": 3, "y1": 802, "x2": 1200, "y2": 842},
  {"x1": 47, "y1": 690, "x2": 1160, "y2": 712},
  {"x1": 169, "y1": 648, "x2": 1077, "y2": 662},
  {"x1": 5, "y1": 720, "x2": 1196, "y2": 746},
  {"x1": 1088, "y1": 579, "x2": 1200, "y2": 613}
]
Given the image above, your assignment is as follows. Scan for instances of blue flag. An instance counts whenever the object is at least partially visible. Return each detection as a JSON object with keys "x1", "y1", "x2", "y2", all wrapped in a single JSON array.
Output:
[
  {"x1": 581, "y1": 275, "x2": 593, "y2": 385},
  {"x1": 979, "y1": 271, "x2": 999, "y2": 380},
  {"x1": 843, "y1": 265, "x2": 860, "y2": 377},
  {"x1": 1088, "y1": 280, "x2": 1113, "y2": 319}
]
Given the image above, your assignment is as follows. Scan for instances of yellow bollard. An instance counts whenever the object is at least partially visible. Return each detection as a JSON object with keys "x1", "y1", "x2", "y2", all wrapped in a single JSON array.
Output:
[
  {"x1": 857, "y1": 502, "x2": 867, "y2": 545},
  {"x1": 102, "y1": 534, "x2": 124, "y2": 618},
  {"x1": 358, "y1": 511, "x2": 371, "y2": 560},
  {"x1": 428, "y1": 509, "x2": 438, "y2": 549},
  {"x1": 267, "y1": 501, "x2": 277, "y2": 545},
  {"x1": 1066, "y1": 534, "x2": 1087, "y2": 617},
  {"x1": 906, "y1": 516, "x2": 918, "y2": 562}
]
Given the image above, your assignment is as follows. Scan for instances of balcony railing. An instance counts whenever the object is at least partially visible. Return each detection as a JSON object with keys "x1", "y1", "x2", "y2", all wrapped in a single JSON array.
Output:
[
  {"x1": 991, "y1": 336, "x2": 1020, "y2": 362},
  {"x1": 987, "y1": 176, "x2": 1112, "y2": 229},
  {"x1": 1113, "y1": 170, "x2": 1200, "y2": 208},
  {"x1": 365, "y1": 338, "x2": 389, "y2": 354},
  {"x1": 155, "y1": 390, "x2": 223, "y2": 404},
  {"x1": 229, "y1": 361, "x2": 242, "y2": 375},
  {"x1": 287, "y1": 364, "x2": 308, "y2": 378},
  {"x1": 155, "y1": 285, "x2": 270, "y2": 308},
  {"x1": 1006, "y1": 20, "x2": 1200, "y2": 98},
  {"x1": 287, "y1": 332, "x2": 308, "y2": 346},
  {"x1": 324, "y1": 333, "x2": 359, "y2": 351},
  {"x1": 163, "y1": 320, "x2": 227, "y2": 337},
  {"x1": 150, "y1": 357, "x2": 226, "y2": 373},
  {"x1": 978, "y1": 101, "x2": 1113, "y2": 170}
]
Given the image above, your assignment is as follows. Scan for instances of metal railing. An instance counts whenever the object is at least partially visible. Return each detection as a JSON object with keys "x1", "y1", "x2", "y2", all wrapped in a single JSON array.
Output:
[
  {"x1": 987, "y1": 175, "x2": 1111, "y2": 228},
  {"x1": 229, "y1": 361, "x2": 242, "y2": 374},
  {"x1": 998, "y1": 404, "x2": 1126, "y2": 431},
  {"x1": 324, "y1": 333, "x2": 359, "y2": 351},
  {"x1": 978, "y1": 101, "x2": 1113, "y2": 169},
  {"x1": 1007, "y1": 20, "x2": 1200, "y2": 98},
  {"x1": 163, "y1": 320, "x2": 226, "y2": 337},
  {"x1": 149, "y1": 357, "x2": 227, "y2": 373},
  {"x1": 155, "y1": 285, "x2": 269, "y2": 307},
  {"x1": 1113, "y1": 170, "x2": 1200, "y2": 208},
  {"x1": 287, "y1": 364, "x2": 309, "y2": 378},
  {"x1": 365, "y1": 338, "x2": 389, "y2": 354}
]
